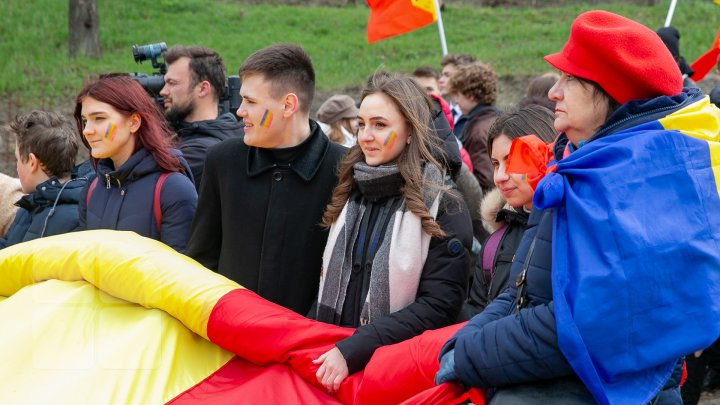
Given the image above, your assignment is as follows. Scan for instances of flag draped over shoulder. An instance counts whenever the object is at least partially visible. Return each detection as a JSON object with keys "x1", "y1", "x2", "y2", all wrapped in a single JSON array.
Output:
[
  {"x1": 0, "y1": 230, "x2": 483, "y2": 404},
  {"x1": 534, "y1": 97, "x2": 720, "y2": 404},
  {"x1": 366, "y1": 0, "x2": 437, "y2": 43}
]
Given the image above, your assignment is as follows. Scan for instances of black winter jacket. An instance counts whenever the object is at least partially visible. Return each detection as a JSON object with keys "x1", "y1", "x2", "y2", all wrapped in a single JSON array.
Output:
[
  {"x1": 187, "y1": 120, "x2": 347, "y2": 315},
  {"x1": 458, "y1": 103, "x2": 498, "y2": 193},
  {"x1": 79, "y1": 148, "x2": 197, "y2": 253},
  {"x1": 462, "y1": 190, "x2": 529, "y2": 320},
  {"x1": 175, "y1": 112, "x2": 244, "y2": 192},
  {"x1": 0, "y1": 176, "x2": 86, "y2": 249},
  {"x1": 335, "y1": 192, "x2": 473, "y2": 374}
]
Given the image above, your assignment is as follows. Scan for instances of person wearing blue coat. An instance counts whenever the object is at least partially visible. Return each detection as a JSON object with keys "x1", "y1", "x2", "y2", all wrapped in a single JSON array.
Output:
[
  {"x1": 1, "y1": 110, "x2": 85, "y2": 249},
  {"x1": 436, "y1": 10, "x2": 720, "y2": 405},
  {"x1": 74, "y1": 75, "x2": 197, "y2": 253}
]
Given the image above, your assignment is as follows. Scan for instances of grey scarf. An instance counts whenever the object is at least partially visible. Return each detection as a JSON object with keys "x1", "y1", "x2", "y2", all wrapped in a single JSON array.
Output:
[{"x1": 316, "y1": 162, "x2": 444, "y2": 326}]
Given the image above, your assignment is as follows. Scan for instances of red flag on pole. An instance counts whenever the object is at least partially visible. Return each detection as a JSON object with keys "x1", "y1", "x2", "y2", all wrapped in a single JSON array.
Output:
[
  {"x1": 690, "y1": 26, "x2": 720, "y2": 82},
  {"x1": 366, "y1": 0, "x2": 437, "y2": 43}
]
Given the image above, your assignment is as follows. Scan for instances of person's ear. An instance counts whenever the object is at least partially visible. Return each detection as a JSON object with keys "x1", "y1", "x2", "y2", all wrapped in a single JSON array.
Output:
[
  {"x1": 27, "y1": 153, "x2": 40, "y2": 174},
  {"x1": 197, "y1": 81, "x2": 211, "y2": 98},
  {"x1": 282, "y1": 93, "x2": 300, "y2": 117},
  {"x1": 129, "y1": 113, "x2": 142, "y2": 134}
]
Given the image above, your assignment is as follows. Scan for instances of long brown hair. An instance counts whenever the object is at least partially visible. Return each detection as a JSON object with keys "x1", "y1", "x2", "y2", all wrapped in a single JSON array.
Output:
[
  {"x1": 73, "y1": 75, "x2": 184, "y2": 173},
  {"x1": 327, "y1": 118, "x2": 354, "y2": 144},
  {"x1": 322, "y1": 73, "x2": 447, "y2": 238}
]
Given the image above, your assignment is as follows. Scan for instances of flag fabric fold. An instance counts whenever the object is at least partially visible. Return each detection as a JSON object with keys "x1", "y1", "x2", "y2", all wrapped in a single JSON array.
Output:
[
  {"x1": 366, "y1": 0, "x2": 437, "y2": 43},
  {"x1": 534, "y1": 96, "x2": 720, "y2": 404},
  {"x1": 0, "y1": 230, "x2": 482, "y2": 404}
]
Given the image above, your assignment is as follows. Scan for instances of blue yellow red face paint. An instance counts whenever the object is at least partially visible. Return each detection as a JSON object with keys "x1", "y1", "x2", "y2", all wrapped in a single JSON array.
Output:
[
  {"x1": 105, "y1": 123, "x2": 117, "y2": 141},
  {"x1": 384, "y1": 131, "x2": 397, "y2": 149},
  {"x1": 260, "y1": 109, "x2": 273, "y2": 128}
]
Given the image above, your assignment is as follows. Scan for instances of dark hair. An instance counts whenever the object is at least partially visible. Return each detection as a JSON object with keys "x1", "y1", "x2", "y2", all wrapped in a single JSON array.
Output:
[
  {"x1": 412, "y1": 66, "x2": 440, "y2": 80},
  {"x1": 10, "y1": 110, "x2": 80, "y2": 178},
  {"x1": 164, "y1": 45, "x2": 226, "y2": 101},
  {"x1": 322, "y1": 73, "x2": 447, "y2": 238},
  {"x1": 448, "y1": 62, "x2": 498, "y2": 105},
  {"x1": 239, "y1": 44, "x2": 315, "y2": 114},
  {"x1": 577, "y1": 77, "x2": 621, "y2": 121},
  {"x1": 73, "y1": 75, "x2": 184, "y2": 173},
  {"x1": 440, "y1": 53, "x2": 476, "y2": 67},
  {"x1": 526, "y1": 73, "x2": 559, "y2": 98},
  {"x1": 487, "y1": 105, "x2": 557, "y2": 158}
]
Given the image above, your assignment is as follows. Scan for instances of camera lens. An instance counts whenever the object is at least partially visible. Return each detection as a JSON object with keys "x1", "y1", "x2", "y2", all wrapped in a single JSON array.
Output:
[{"x1": 132, "y1": 42, "x2": 167, "y2": 63}]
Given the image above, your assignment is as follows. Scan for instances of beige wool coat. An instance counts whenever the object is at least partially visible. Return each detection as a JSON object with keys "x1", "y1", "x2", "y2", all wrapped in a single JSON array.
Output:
[{"x1": 0, "y1": 173, "x2": 23, "y2": 235}]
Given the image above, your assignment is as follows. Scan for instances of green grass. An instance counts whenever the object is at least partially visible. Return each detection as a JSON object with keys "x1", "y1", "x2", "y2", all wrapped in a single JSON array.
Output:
[{"x1": 1, "y1": 0, "x2": 719, "y2": 109}]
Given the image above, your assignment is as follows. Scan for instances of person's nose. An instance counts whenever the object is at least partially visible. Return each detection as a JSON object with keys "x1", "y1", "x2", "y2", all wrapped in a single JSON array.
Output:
[
  {"x1": 236, "y1": 102, "x2": 247, "y2": 119},
  {"x1": 159, "y1": 80, "x2": 169, "y2": 98},
  {"x1": 548, "y1": 80, "x2": 562, "y2": 102},
  {"x1": 495, "y1": 162, "x2": 509, "y2": 183},
  {"x1": 357, "y1": 127, "x2": 374, "y2": 143},
  {"x1": 82, "y1": 122, "x2": 95, "y2": 136}
]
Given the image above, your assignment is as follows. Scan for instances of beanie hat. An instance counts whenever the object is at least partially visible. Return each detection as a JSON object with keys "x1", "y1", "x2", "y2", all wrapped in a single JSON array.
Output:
[
  {"x1": 656, "y1": 26, "x2": 680, "y2": 60},
  {"x1": 317, "y1": 95, "x2": 358, "y2": 125},
  {"x1": 544, "y1": 10, "x2": 682, "y2": 104}
]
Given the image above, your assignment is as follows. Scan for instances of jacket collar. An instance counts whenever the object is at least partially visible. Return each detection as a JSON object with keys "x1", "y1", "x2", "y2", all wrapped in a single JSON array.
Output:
[
  {"x1": 247, "y1": 120, "x2": 331, "y2": 182},
  {"x1": 16, "y1": 177, "x2": 84, "y2": 210}
]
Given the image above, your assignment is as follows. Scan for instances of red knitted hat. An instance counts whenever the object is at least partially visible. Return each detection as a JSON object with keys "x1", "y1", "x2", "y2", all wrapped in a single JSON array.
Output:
[{"x1": 544, "y1": 10, "x2": 682, "y2": 104}]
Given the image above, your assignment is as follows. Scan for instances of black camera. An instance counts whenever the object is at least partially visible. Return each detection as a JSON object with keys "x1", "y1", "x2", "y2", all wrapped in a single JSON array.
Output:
[{"x1": 130, "y1": 42, "x2": 241, "y2": 116}]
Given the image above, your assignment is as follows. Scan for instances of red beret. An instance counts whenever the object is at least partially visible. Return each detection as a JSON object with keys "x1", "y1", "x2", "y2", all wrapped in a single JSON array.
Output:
[{"x1": 544, "y1": 10, "x2": 683, "y2": 105}]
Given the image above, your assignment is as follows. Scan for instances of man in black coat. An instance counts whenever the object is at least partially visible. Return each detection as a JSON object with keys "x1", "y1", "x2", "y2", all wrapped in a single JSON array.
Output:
[
  {"x1": 187, "y1": 44, "x2": 347, "y2": 315},
  {"x1": 160, "y1": 45, "x2": 244, "y2": 191}
]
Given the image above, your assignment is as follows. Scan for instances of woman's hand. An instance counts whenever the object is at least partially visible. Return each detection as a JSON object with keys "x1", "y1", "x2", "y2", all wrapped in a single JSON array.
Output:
[{"x1": 313, "y1": 346, "x2": 349, "y2": 393}]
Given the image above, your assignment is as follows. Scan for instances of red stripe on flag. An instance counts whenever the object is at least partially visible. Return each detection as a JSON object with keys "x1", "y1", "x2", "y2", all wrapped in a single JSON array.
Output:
[{"x1": 366, "y1": 0, "x2": 436, "y2": 43}]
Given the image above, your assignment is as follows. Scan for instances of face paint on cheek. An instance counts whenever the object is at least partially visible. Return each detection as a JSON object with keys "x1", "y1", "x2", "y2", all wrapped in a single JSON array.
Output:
[
  {"x1": 383, "y1": 131, "x2": 397, "y2": 149},
  {"x1": 260, "y1": 109, "x2": 273, "y2": 128},
  {"x1": 105, "y1": 123, "x2": 117, "y2": 141}
]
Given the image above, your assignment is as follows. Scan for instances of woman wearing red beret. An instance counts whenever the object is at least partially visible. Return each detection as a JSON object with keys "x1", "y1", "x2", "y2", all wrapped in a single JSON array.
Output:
[{"x1": 436, "y1": 10, "x2": 720, "y2": 405}]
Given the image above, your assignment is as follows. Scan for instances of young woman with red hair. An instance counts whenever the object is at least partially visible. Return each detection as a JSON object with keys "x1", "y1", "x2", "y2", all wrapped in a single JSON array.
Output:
[{"x1": 74, "y1": 75, "x2": 197, "y2": 253}]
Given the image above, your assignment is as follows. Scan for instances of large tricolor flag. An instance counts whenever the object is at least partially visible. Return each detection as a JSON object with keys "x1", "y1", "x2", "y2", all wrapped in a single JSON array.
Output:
[
  {"x1": 534, "y1": 95, "x2": 720, "y2": 404},
  {"x1": 366, "y1": 0, "x2": 437, "y2": 43},
  {"x1": 0, "y1": 230, "x2": 483, "y2": 404}
]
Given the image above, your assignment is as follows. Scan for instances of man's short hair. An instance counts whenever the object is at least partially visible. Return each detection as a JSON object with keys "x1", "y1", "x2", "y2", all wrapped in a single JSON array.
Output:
[
  {"x1": 412, "y1": 66, "x2": 440, "y2": 80},
  {"x1": 440, "y1": 53, "x2": 477, "y2": 68},
  {"x1": 10, "y1": 110, "x2": 80, "y2": 178},
  {"x1": 165, "y1": 45, "x2": 226, "y2": 101},
  {"x1": 239, "y1": 44, "x2": 315, "y2": 114},
  {"x1": 448, "y1": 62, "x2": 498, "y2": 105}
]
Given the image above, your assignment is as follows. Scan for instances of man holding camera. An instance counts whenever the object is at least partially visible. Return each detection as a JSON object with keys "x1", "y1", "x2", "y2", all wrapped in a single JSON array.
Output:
[{"x1": 160, "y1": 45, "x2": 244, "y2": 191}]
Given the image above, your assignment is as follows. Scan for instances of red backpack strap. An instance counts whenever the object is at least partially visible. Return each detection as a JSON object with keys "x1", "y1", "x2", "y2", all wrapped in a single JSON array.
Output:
[
  {"x1": 480, "y1": 223, "x2": 509, "y2": 287},
  {"x1": 86, "y1": 177, "x2": 99, "y2": 207},
  {"x1": 153, "y1": 173, "x2": 171, "y2": 232}
]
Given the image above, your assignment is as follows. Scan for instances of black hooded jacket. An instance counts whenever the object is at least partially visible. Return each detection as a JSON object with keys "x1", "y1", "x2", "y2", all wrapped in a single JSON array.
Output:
[{"x1": 174, "y1": 112, "x2": 244, "y2": 191}]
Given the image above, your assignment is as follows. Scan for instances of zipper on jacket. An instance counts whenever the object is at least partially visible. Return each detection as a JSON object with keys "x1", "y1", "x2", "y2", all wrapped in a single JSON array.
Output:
[{"x1": 515, "y1": 236, "x2": 537, "y2": 314}]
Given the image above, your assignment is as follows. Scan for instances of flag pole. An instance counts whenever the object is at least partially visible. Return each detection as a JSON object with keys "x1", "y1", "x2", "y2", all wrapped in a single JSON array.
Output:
[
  {"x1": 433, "y1": 0, "x2": 448, "y2": 56},
  {"x1": 664, "y1": 0, "x2": 678, "y2": 27}
]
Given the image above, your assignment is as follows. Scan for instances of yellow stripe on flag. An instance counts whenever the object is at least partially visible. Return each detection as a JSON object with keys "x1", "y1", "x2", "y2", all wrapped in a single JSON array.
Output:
[
  {"x1": 0, "y1": 280, "x2": 233, "y2": 404},
  {"x1": 0, "y1": 230, "x2": 241, "y2": 339},
  {"x1": 659, "y1": 96, "x2": 720, "y2": 197},
  {"x1": 412, "y1": 0, "x2": 437, "y2": 19}
]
